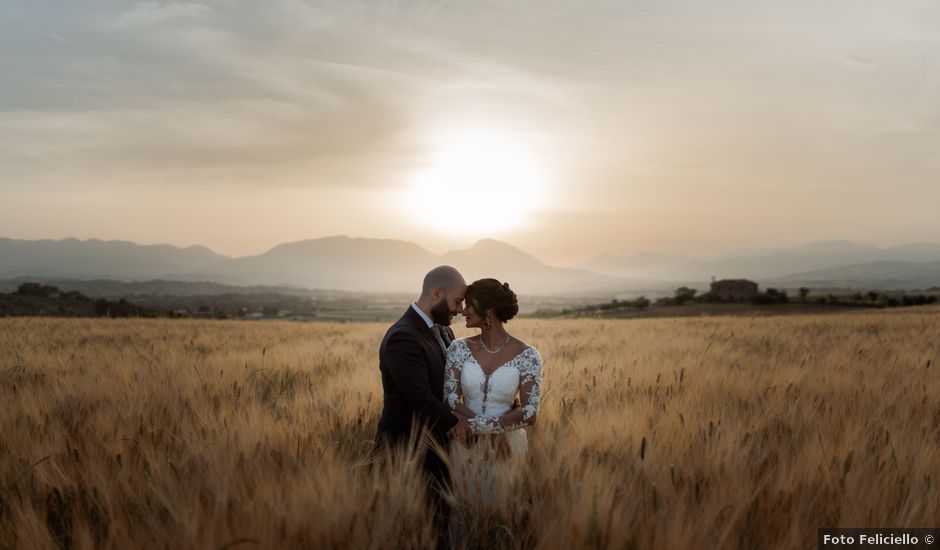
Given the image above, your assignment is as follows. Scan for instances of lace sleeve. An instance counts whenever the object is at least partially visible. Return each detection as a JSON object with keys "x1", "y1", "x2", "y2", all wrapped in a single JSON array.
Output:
[
  {"x1": 443, "y1": 340, "x2": 466, "y2": 408},
  {"x1": 468, "y1": 347, "x2": 543, "y2": 434}
]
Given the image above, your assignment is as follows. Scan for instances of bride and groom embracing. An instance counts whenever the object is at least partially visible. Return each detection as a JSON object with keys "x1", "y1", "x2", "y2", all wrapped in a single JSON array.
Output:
[{"x1": 374, "y1": 265, "x2": 544, "y2": 542}]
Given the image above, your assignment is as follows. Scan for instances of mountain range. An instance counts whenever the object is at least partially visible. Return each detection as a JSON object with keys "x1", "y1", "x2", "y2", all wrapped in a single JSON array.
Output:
[
  {"x1": 3, "y1": 236, "x2": 940, "y2": 294},
  {"x1": 0, "y1": 237, "x2": 641, "y2": 295},
  {"x1": 583, "y1": 240, "x2": 940, "y2": 289}
]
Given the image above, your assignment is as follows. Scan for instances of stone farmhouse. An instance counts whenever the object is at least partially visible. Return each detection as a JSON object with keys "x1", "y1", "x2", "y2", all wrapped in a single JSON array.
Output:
[{"x1": 710, "y1": 278, "x2": 759, "y2": 301}]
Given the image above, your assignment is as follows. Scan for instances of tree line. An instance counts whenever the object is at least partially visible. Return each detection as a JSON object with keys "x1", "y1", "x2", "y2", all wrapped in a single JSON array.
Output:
[{"x1": 1, "y1": 283, "x2": 154, "y2": 318}]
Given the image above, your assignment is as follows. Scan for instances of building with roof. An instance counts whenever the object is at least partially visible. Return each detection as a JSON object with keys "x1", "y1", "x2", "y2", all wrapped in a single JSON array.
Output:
[{"x1": 710, "y1": 278, "x2": 759, "y2": 301}]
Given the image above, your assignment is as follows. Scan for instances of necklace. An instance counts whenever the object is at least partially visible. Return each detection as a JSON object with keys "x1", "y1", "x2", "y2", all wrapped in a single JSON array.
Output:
[{"x1": 479, "y1": 333, "x2": 511, "y2": 354}]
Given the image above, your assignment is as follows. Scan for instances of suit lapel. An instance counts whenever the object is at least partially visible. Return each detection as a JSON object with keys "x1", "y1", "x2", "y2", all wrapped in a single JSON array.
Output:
[{"x1": 404, "y1": 307, "x2": 446, "y2": 359}]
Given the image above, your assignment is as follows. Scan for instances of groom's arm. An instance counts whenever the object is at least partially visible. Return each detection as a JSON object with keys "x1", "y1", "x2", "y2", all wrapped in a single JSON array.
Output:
[{"x1": 384, "y1": 332, "x2": 459, "y2": 432}]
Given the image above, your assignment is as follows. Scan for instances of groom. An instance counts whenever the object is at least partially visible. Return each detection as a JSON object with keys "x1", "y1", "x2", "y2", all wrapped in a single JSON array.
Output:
[{"x1": 374, "y1": 265, "x2": 470, "y2": 527}]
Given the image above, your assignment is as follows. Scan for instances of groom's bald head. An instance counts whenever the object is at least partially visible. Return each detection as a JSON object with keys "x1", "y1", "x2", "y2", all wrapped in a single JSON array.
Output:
[
  {"x1": 421, "y1": 265, "x2": 466, "y2": 299},
  {"x1": 417, "y1": 265, "x2": 467, "y2": 326}
]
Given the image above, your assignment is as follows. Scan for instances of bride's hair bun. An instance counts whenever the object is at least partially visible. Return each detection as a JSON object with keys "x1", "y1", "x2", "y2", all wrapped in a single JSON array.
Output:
[
  {"x1": 498, "y1": 282, "x2": 519, "y2": 321},
  {"x1": 466, "y1": 278, "x2": 519, "y2": 322}
]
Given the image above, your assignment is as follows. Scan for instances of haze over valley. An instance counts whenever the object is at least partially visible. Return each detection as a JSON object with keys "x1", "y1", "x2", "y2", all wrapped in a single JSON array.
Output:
[{"x1": 4, "y1": 235, "x2": 940, "y2": 296}]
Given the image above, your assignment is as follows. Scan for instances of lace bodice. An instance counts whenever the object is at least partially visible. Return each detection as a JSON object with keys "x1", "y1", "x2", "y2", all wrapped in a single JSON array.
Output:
[{"x1": 443, "y1": 338, "x2": 543, "y2": 434}]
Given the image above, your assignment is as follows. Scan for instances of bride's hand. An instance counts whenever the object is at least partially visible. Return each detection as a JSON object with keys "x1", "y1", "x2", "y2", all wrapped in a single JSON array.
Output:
[{"x1": 453, "y1": 404, "x2": 478, "y2": 419}]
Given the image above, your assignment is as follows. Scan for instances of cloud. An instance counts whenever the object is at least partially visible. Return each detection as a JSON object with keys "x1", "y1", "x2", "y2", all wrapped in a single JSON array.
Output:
[
  {"x1": 2, "y1": 2, "x2": 444, "y2": 189},
  {"x1": 1, "y1": 0, "x2": 585, "y2": 193},
  {"x1": 0, "y1": 93, "x2": 419, "y2": 191},
  {"x1": 3, "y1": 0, "x2": 940, "y2": 260},
  {"x1": 110, "y1": 2, "x2": 212, "y2": 29},
  {"x1": 837, "y1": 54, "x2": 876, "y2": 68}
]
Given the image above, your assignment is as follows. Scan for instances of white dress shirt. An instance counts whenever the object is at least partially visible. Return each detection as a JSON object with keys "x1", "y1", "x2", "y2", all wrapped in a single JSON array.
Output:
[
  {"x1": 411, "y1": 302, "x2": 434, "y2": 328},
  {"x1": 412, "y1": 302, "x2": 448, "y2": 352}
]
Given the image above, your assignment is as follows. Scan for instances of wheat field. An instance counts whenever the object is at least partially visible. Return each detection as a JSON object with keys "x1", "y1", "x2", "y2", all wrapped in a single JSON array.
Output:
[{"x1": 2, "y1": 309, "x2": 939, "y2": 549}]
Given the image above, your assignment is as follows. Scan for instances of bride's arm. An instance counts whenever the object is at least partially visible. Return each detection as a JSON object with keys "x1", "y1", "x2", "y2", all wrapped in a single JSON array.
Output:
[
  {"x1": 444, "y1": 341, "x2": 477, "y2": 418},
  {"x1": 453, "y1": 402, "x2": 477, "y2": 419},
  {"x1": 469, "y1": 348, "x2": 542, "y2": 434}
]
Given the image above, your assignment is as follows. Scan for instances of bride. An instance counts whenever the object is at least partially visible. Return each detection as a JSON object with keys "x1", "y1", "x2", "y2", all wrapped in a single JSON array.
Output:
[{"x1": 443, "y1": 278, "x2": 543, "y2": 457}]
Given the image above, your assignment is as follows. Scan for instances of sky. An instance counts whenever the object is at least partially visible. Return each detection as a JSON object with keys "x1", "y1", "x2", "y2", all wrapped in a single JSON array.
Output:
[{"x1": 2, "y1": 0, "x2": 939, "y2": 266}]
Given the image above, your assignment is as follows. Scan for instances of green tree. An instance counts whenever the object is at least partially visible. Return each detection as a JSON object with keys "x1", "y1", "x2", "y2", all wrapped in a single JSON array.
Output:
[
  {"x1": 674, "y1": 287, "x2": 697, "y2": 305},
  {"x1": 16, "y1": 283, "x2": 60, "y2": 297},
  {"x1": 754, "y1": 288, "x2": 789, "y2": 305}
]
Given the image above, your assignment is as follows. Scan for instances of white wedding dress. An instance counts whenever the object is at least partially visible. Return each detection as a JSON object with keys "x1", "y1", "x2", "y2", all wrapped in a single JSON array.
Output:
[
  {"x1": 441, "y1": 338, "x2": 543, "y2": 541},
  {"x1": 443, "y1": 338, "x2": 543, "y2": 457}
]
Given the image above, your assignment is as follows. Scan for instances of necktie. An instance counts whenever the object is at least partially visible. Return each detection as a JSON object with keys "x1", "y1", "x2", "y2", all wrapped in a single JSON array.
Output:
[
  {"x1": 441, "y1": 325, "x2": 453, "y2": 347},
  {"x1": 432, "y1": 324, "x2": 449, "y2": 353}
]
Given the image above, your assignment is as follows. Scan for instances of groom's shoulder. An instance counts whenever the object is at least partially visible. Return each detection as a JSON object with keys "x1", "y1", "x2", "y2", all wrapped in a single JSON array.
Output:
[
  {"x1": 382, "y1": 311, "x2": 420, "y2": 341},
  {"x1": 380, "y1": 322, "x2": 424, "y2": 362}
]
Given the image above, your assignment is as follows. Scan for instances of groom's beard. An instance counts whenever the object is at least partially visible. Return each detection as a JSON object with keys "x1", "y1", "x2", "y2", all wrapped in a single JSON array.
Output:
[{"x1": 430, "y1": 298, "x2": 453, "y2": 326}]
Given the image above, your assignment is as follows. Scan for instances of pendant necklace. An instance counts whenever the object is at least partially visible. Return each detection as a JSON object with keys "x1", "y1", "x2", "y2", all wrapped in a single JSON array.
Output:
[{"x1": 480, "y1": 333, "x2": 511, "y2": 354}]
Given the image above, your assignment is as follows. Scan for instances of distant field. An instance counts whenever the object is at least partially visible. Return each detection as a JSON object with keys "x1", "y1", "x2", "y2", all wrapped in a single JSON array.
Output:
[
  {"x1": 561, "y1": 302, "x2": 889, "y2": 319},
  {"x1": 2, "y1": 309, "x2": 939, "y2": 548}
]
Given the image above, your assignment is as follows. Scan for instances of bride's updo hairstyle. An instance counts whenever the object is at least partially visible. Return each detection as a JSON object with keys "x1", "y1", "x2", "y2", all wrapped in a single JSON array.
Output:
[{"x1": 466, "y1": 278, "x2": 519, "y2": 323}]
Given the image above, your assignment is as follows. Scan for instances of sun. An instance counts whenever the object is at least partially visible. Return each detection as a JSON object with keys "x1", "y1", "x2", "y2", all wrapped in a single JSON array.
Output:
[{"x1": 401, "y1": 129, "x2": 545, "y2": 235}]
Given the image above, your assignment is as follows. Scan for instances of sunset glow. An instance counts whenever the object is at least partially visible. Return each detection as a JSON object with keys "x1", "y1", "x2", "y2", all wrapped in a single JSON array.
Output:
[
  {"x1": 2, "y1": 1, "x2": 939, "y2": 264},
  {"x1": 402, "y1": 130, "x2": 546, "y2": 235}
]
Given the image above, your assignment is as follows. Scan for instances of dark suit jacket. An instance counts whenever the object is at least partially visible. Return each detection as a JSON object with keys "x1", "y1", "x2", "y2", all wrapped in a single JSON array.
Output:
[{"x1": 375, "y1": 307, "x2": 459, "y2": 446}]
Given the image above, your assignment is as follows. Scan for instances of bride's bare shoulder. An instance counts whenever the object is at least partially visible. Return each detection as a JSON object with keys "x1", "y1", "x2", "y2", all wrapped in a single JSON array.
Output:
[
  {"x1": 508, "y1": 334, "x2": 531, "y2": 348},
  {"x1": 513, "y1": 339, "x2": 542, "y2": 361},
  {"x1": 506, "y1": 336, "x2": 533, "y2": 355}
]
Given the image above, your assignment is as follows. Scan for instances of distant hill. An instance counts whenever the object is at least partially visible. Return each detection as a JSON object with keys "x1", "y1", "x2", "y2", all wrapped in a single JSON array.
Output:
[
  {"x1": 439, "y1": 240, "x2": 636, "y2": 294},
  {"x1": 584, "y1": 240, "x2": 940, "y2": 284},
  {"x1": 0, "y1": 237, "x2": 233, "y2": 281},
  {"x1": 0, "y1": 236, "x2": 655, "y2": 295},
  {"x1": 0, "y1": 278, "x2": 328, "y2": 298},
  {"x1": 228, "y1": 236, "x2": 438, "y2": 290},
  {"x1": 584, "y1": 252, "x2": 691, "y2": 280},
  {"x1": 768, "y1": 260, "x2": 940, "y2": 290},
  {"x1": 6, "y1": 236, "x2": 940, "y2": 293}
]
